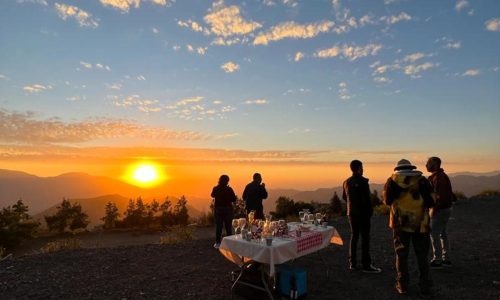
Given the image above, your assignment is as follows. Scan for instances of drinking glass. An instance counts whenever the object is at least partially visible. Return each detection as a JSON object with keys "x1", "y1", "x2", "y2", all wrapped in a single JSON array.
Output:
[
  {"x1": 232, "y1": 219, "x2": 239, "y2": 235},
  {"x1": 299, "y1": 211, "x2": 305, "y2": 224},
  {"x1": 316, "y1": 213, "x2": 323, "y2": 226},
  {"x1": 307, "y1": 213, "x2": 315, "y2": 224},
  {"x1": 238, "y1": 218, "x2": 247, "y2": 236}
]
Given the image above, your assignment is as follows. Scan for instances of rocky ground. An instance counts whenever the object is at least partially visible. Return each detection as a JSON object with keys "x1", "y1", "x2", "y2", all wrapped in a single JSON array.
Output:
[{"x1": 1, "y1": 198, "x2": 499, "y2": 299}]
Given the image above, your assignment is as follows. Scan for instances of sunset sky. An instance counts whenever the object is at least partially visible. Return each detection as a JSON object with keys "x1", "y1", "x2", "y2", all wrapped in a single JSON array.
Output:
[{"x1": 0, "y1": 0, "x2": 499, "y2": 194}]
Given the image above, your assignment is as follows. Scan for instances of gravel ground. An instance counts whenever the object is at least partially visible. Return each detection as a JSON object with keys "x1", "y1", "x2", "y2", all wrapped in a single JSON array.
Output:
[{"x1": 1, "y1": 198, "x2": 499, "y2": 299}]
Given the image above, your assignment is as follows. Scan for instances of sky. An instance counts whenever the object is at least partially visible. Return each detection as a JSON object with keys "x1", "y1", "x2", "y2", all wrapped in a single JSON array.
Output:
[{"x1": 0, "y1": 0, "x2": 499, "y2": 193}]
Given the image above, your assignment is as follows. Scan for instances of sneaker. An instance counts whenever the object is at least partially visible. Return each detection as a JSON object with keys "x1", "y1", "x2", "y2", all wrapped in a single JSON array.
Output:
[
  {"x1": 362, "y1": 265, "x2": 382, "y2": 273},
  {"x1": 442, "y1": 260, "x2": 452, "y2": 267},
  {"x1": 395, "y1": 282, "x2": 407, "y2": 295},
  {"x1": 213, "y1": 243, "x2": 220, "y2": 249},
  {"x1": 430, "y1": 260, "x2": 443, "y2": 269}
]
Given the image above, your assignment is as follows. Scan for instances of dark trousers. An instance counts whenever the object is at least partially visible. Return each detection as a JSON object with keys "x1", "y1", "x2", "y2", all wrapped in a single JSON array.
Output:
[
  {"x1": 348, "y1": 216, "x2": 372, "y2": 268},
  {"x1": 393, "y1": 230, "x2": 432, "y2": 289},
  {"x1": 215, "y1": 206, "x2": 233, "y2": 244}
]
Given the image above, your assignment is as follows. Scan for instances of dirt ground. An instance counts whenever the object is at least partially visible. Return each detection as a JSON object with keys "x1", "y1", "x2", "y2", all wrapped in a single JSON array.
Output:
[{"x1": 1, "y1": 198, "x2": 499, "y2": 299}]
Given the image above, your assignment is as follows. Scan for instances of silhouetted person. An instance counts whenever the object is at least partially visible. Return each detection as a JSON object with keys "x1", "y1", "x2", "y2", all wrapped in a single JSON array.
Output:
[
  {"x1": 242, "y1": 173, "x2": 268, "y2": 220},
  {"x1": 342, "y1": 160, "x2": 381, "y2": 273},
  {"x1": 384, "y1": 159, "x2": 434, "y2": 295},
  {"x1": 426, "y1": 156, "x2": 455, "y2": 269},
  {"x1": 211, "y1": 174, "x2": 237, "y2": 249}
]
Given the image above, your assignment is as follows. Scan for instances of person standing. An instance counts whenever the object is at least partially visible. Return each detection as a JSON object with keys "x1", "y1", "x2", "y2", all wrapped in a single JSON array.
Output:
[
  {"x1": 211, "y1": 174, "x2": 237, "y2": 249},
  {"x1": 242, "y1": 173, "x2": 268, "y2": 220},
  {"x1": 426, "y1": 156, "x2": 455, "y2": 269},
  {"x1": 383, "y1": 159, "x2": 434, "y2": 295},
  {"x1": 342, "y1": 160, "x2": 381, "y2": 273}
]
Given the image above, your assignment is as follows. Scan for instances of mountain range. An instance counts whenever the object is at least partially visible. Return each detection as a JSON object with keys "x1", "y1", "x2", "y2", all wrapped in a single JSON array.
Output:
[{"x1": 1, "y1": 169, "x2": 499, "y2": 227}]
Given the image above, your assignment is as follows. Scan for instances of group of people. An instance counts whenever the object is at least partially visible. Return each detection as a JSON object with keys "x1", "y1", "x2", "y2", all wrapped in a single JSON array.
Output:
[
  {"x1": 210, "y1": 172, "x2": 268, "y2": 249},
  {"x1": 343, "y1": 157, "x2": 455, "y2": 295},
  {"x1": 210, "y1": 157, "x2": 455, "y2": 296}
]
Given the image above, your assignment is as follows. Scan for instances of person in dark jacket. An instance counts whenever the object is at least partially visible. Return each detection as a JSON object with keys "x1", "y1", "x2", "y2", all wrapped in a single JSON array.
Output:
[
  {"x1": 242, "y1": 173, "x2": 268, "y2": 220},
  {"x1": 211, "y1": 174, "x2": 237, "y2": 249},
  {"x1": 342, "y1": 160, "x2": 381, "y2": 273},
  {"x1": 384, "y1": 159, "x2": 435, "y2": 295},
  {"x1": 426, "y1": 156, "x2": 455, "y2": 269}
]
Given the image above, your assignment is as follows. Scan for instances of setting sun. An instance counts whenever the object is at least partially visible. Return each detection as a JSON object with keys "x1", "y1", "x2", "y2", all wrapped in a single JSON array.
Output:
[{"x1": 124, "y1": 162, "x2": 166, "y2": 188}]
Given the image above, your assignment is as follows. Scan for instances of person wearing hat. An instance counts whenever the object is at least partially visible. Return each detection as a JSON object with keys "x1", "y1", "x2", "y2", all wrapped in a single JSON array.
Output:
[
  {"x1": 342, "y1": 160, "x2": 381, "y2": 273},
  {"x1": 211, "y1": 174, "x2": 237, "y2": 249},
  {"x1": 426, "y1": 156, "x2": 455, "y2": 269},
  {"x1": 383, "y1": 159, "x2": 435, "y2": 295}
]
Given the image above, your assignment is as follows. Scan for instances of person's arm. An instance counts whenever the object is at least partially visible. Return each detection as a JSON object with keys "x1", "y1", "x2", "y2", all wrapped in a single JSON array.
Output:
[
  {"x1": 383, "y1": 178, "x2": 395, "y2": 206},
  {"x1": 260, "y1": 184, "x2": 268, "y2": 199},
  {"x1": 419, "y1": 178, "x2": 435, "y2": 209},
  {"x1": 230, "y1": 187, "x2": 237, "y2": 203},
  {"x1": 342, "y1": 181, "x2": 348, "y2": 201},
  {"x1": 210, "y1": 187, "x2": 216, "y2": 199},
  {"x1": 242, "y1": 185, "x2": 249, "y2": 202}
]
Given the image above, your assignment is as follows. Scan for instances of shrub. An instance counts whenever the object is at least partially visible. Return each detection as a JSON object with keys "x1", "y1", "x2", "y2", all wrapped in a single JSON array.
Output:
[
  {"x1": 0, "y1": 199, "x2": 40, "y2": 249},
  {"x1": 45, "y1": 199, "x2": 89, "y2": 234},
  {"x1": 159, "y1": 226, "x2": 193, "y2": 245},
  {"x1": 41, "y1": 238, "x2": 82, "y2": 253}
]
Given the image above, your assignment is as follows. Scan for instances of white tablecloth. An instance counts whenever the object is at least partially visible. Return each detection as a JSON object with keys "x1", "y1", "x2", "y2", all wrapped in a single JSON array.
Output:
[{"x1": 219, "y1": 226, "x2": 343, "y2": 276}]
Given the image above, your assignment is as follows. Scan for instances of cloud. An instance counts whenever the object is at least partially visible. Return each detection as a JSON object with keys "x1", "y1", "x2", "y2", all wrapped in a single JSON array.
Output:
[
  {"x1": 445, "y1": 41, "x2": 461, "y2": 49},
  {"x1": 54, "y1": 3, "x2": 99, "y2": 28},
  {"x1": 106, "y1": 83, "x2": 123, "y2": 90},
  {"x1": 0, "y1": 109, "x2": 206, "y2": 144},
  {"x1": 152, "y1": 27, "x2": 159, "y2": 34},
  {"x1": 359, "y1": 15, "x2": 376, "y2": 27},
  {"x1": 403, "y1": 52, "x2": 425, "y2": 62},
  {"x1": 294, "y1": 52, "x2": 304, "y2": 62},
  {"x1": 253, "y1": 21, "x2": 334, "y2": 45},
  {"x1": 0, "y1": 74, "x2": 10, "y2": 80},
  {"x1": 315, "y1": 44, "x2": 382, "y2": 61},
  {"x1": 404, "y1": 62, "x2": 435, "y2": 78},
  {"x1": 380, "y1": 12, "x2": 412, "y2": 25},
  {"x1": 462, "y1": 69, "x2": 480, "y2": 76},
  {"x1": 338, "y1": 81, "x2": 351, "y2": 100},
  {"x1": 23, "y1": 84, "x2": 52, "y2": 93},
  {"x1": 436, "y1": 37, "x2": 461, "y2": 49},
  {"x1": 371, "y1": 63, "x2": 400, "y2": 75},
  {"x1": 79, "y1": 61, "x2": 111, "y2": 71},
  {"x1": 262, "y1": 0, "x2": 276, "y2": 6},
  {"x1": 373, "y1": 76, "x2": 392, "y2": 84},
  {"x1": 113, "y1": 95, "x2": 162, "y2": 113},
  {"x1": 204, "y1": 5, "x2": 262, "y2": 37},
  {"x1": 66, "y1": 95, "x2": 86, "y2": 102},
  {"x1": 244, "y1": 99, "x2": 268, "y2": 105},
  {"x1": 99, "y1": 0, "x2": 172, "y2": 13},
  {"x1": 136, "y1": 75, "x2": 146, "y2": 81},
  {"x1": 485, "y1": 18, "x2": 500, "y2": 31},
  {"x1": 177, "y1": 19, "x2": 209, "y2": 34},
  {"x1": 455, "y1": 0, "x2": 469, "y2": 12},
  {"x1": 221, "y1": 62, "x2": 240, "y2": 73},
  {"x1": 16, "y1": 0, "x2": 47, "y2": 5}
]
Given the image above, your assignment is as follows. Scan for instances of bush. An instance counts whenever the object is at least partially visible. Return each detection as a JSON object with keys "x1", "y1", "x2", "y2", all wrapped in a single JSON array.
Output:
[
  {"x1": 159, "y1": 226, "x2": 193, "y2": 245},
  {"x1": 0, "y1": 199, "x2": 40, "y2": 249},
  {"x1": 45, "y1": 199, "x2": 89, "y2": 234},
  {"x1": 41, "y1": 238, "x2": 82, "y2": 253}
]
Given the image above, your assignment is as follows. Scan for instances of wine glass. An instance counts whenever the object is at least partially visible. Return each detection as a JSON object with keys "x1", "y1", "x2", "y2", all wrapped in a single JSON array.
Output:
[
  {"x1": 299, "y1": 211, "x2": 305, "y2": 224},
  {"x1": 307, "y1": 213, "x2": 315, "y2": 224},
  {"x1": 248, "y1": 210, "x2": 255, "y2": 225},
  {"x1": 232, "y1": 219, "x2": 239, "y2": 236},
  {"x1": 316, "y1": 213, "x2": 323, "y2": 226},
  {"x1": 238, "y1": 218, "x2": 247, "y2": 236}
]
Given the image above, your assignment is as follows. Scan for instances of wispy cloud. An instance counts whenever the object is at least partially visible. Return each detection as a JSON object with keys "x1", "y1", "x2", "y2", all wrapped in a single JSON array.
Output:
[
  {"x1": 221, "y1": 62, "x2": 240, "y2": 73},
  {"x1": 99, "y1": 0, "x2": 172, "y2": 13},
  {"x1": 380, "y1": 12, "x2": 412, "y2": 25},
  {"x1": 436, "y1": 37, "x2": 461, "y2": 49},
  {"x1": 54, "y1": 3, "x2": 99, "y2": 28},
  {"x1": 462, "y1": 69, "x2": 480, "y2": 76},
  {"x1": 79, "y1": 61, "x2": 111, "y2": 71},
  {"x1": 23, "y1": 84, "x2": 52, "y2": 93},
  {"x1": 403, "y1": 52, "x2": 426, "y2": 63},
  {"x1": 455, "y1": 0, "x2": 469, "y2": 12},
  {"x1": 315, "y1": 43, "x2": 382, "y2": 61},
  {"x1": 244, "y1": 99, "x2": 268, "y2": 105},
  {"x1": 404, "y1": 62, "x2": 435, "y2": 78},
  {"x1": 253, "y1": 21, "x2": 334, "y2": 45},
  {"x1": 113, "y1": 95, "x2": 162, "y2": 113},
  {"x1": 204, "y1": 5, "x2": 262, "y2": 37},
  {"x1": 177, "y1": 19, "x2": 209, "y2": 34},
  {"x1": 485, "y1": 18, "x2": 500, "y2": 32},
  {"x1": 106, "y1": 83, "x2": 123, "y2": 90},
  {"x1": 66, "y1": 95, "x2": 86, "y2": 102},
  {"x1": 0, "y1": 74, "x2": 10, "y2": 80},
  {"x1": 338, "y1": 81, "x2": 352, "y2": 100},
  {"x1": 0, "y1": 109, "x2": 206, "y2": 144},
  {"x1": 16, "y1": 0, "x2": 47, "y2": 5},
  {"x1": 373, "y1": 76, "x2": 392, "y2": 84},
  {"x1": 294, "y1": 52, "x2": 304, "y2": 62}
]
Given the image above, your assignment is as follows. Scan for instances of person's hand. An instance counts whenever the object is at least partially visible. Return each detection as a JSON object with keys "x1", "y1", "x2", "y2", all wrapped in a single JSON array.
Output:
[
  {"x1": 261, "y1": 182, "x2": 265, "y2": 188},
  {"x1": 429, "y1": 208, "x2": 434, "y2": 218}
]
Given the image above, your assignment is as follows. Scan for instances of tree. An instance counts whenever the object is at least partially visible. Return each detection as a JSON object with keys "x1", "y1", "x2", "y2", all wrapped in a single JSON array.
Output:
[
  {"x1": 145, "y1": 199, "x2": 159, "y2": 228},
  {"x1": 159, "y1": 197, "x2": 175, "y2": 228},
  {"x1": 173, "y1": 196, "x2": 189, "y2": 225},
  {"x1": 101, "y1": 202, "x2": 120, "y2": 229},
  {"x1": 274, "y1": 196, "x2": 296, "y2": 219},
  {"x1": 45, "y1": 199, "x2": 89, "y2": 234},
  {"x1": 0, "y1": 199, "x2": 40, "y2": 249},
  {"x1": 329, "y1": 192, "x2": 342, "y2": 217}
]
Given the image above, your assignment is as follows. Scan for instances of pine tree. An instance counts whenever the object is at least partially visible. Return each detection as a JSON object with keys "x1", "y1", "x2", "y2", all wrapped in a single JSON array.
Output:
[
  {"x1": 329, "y1": 192, "x2": 342, "y2": 216},
  {"x1": 174, "y1": 196, "x2": 189, "y2": 225},
  {"x1": 45, "y1": 199, "x2": 89, "y2": 233},
  {"x1": 101, "y1": 202, "x2": 120, "y2": 229}
]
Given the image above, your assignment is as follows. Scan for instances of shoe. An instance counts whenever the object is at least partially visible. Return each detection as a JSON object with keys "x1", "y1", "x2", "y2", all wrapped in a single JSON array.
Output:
[
  {"x1": 430, "y1": 260, "x2": 443, "y2": 269},
  {"x1": 362, "y1": 265, "x2": 382, "y2": 273},
  {"x1": 395, "y1": 282, "x2": 407, "y2": 295},
  {"x1": 213, "y1": 243, "x2": 220, "y2": 249},
  {"x1": 442, "y1": 260, "x2": 452, "y2": 267}
]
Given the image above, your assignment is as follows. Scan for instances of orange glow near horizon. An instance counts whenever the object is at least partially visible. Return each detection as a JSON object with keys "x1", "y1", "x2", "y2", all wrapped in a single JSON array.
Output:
[{"x1": 123, "y1": 161, "x2": 167, "y2": 188}]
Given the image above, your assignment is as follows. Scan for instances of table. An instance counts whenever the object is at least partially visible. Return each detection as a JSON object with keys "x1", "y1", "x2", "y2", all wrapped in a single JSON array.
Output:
[{"x1": 219, "y1": 225, "x2": 343, "y2": 299}]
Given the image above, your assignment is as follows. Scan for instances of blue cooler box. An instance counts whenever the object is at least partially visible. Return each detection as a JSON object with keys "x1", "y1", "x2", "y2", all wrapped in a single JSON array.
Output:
[{"x1": 278, "y1": 265, "x2": 307, "y2": 299}]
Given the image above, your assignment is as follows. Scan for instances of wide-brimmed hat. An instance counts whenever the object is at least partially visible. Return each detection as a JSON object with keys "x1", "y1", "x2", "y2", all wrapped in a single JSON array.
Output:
[{"x1": 394, "y1": 159, "x2": 417, "y2": 171}]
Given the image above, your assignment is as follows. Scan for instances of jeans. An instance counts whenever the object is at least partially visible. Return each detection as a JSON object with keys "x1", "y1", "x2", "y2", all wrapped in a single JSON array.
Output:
[
  {"x1": 348, "y1": 216, "x2": 372, "y2": 268},
  {"x1": 215, "y1": 206, "x2": 233, "y2": 244},
  {"x1": 393, "y1": 230, "x2": 432, "y2": 290},
  {"x1": 430, "y1": 208, "x2": 451, "y2": 261}
]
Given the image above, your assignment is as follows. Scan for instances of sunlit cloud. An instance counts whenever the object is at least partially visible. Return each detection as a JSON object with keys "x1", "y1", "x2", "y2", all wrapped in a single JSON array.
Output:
[
  {"x1": 244, "y1": 99, "x2": 268, "y2": 105},
  {"x1": 106, "y1": 83, "x2": 123, "y2": 90},
  {"x1": 283, "y1": 88, "x2": 310, "y2": 96},
  {"x1": 338, "y1": 81, "x2": 351, "y2": 100},
  {"x1": 253, "y1": 21, "x2": 334, "y2": 45},
  {"x1": 66, "y1": 95, "x2": 86, "y2": 102},
  {"x1": 214, "y1": 132, "x2": 240, "y2": 140},
  {"x1": 113, "y1": 95, "x2": 162, "y2": 113},
  {"x1": 213, "y1": 100, "x2": 222, "y2": 105},
  {"x1": 371, "y1": 63, "x2": 400, "y2": 75},
  {"x1": 79, "y1": 61, "x2": 111, "y2": 71},
  {"x1": 23, "y1": 84, "x2": 52, "y2": 94},
  {"x1": 436, "y1": 37, "x2": 461, "y2": 49},
  {"x1": 403, "y1": 52, "x2": 425, "y2": 62},
  {"x1": 315, "y1": 44, "x2": 382, "y2": 61},
  {"x1": 359, "y1": 15, "x2": 376, "y2": 27},
  {"x1": 455, "y1": 0, "x2": 469, "y2": 12},
  {"x1": 172, "y1": 45, "x2": 181, "y2": 51},
  {"x1": 294, "y1": 52, "x2": 304, "y2": 62},
  {"x1": 204, "y1": 5, "x2": 262, "y2": 37},
  {"x1": 380, "y1": 12, "x2": 412, "y2": 25},
  {"x1": 99, "y1": 0, "x2": 173, "y2": 13},
  {"x1": 136, "y1": 75, "x2": 146, "y2": 81},
  {"x1": 373, "y1": 76, "x2": 392, "y2": 84},
  {"x1": 16, "y1": 0, "x2": 48, "y2": 5},
  {"x1": 197, "y1": 47, "x2": 208, "y2": 55},
  {"x1": 177, "y1": 19, "x2": 209, "y2": 34},
  {"x1": 404, "y1": 62, "x2": 435, "y2": 78},
  {"x1": 54, "y1": 3, "x2": 99, "y2": 28},
  {"x1": 221, "y1": 61, "x2": 240, "y2": 73},
  {"x1": 262, "y1": 0, "x2": 276, "y2": 7},
  {"x1": 485, "y1": 18, "x2": 500, "y2": 31},
  {"x1": 462, "y1": 69, "x2": 480, "y2": 76}
]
